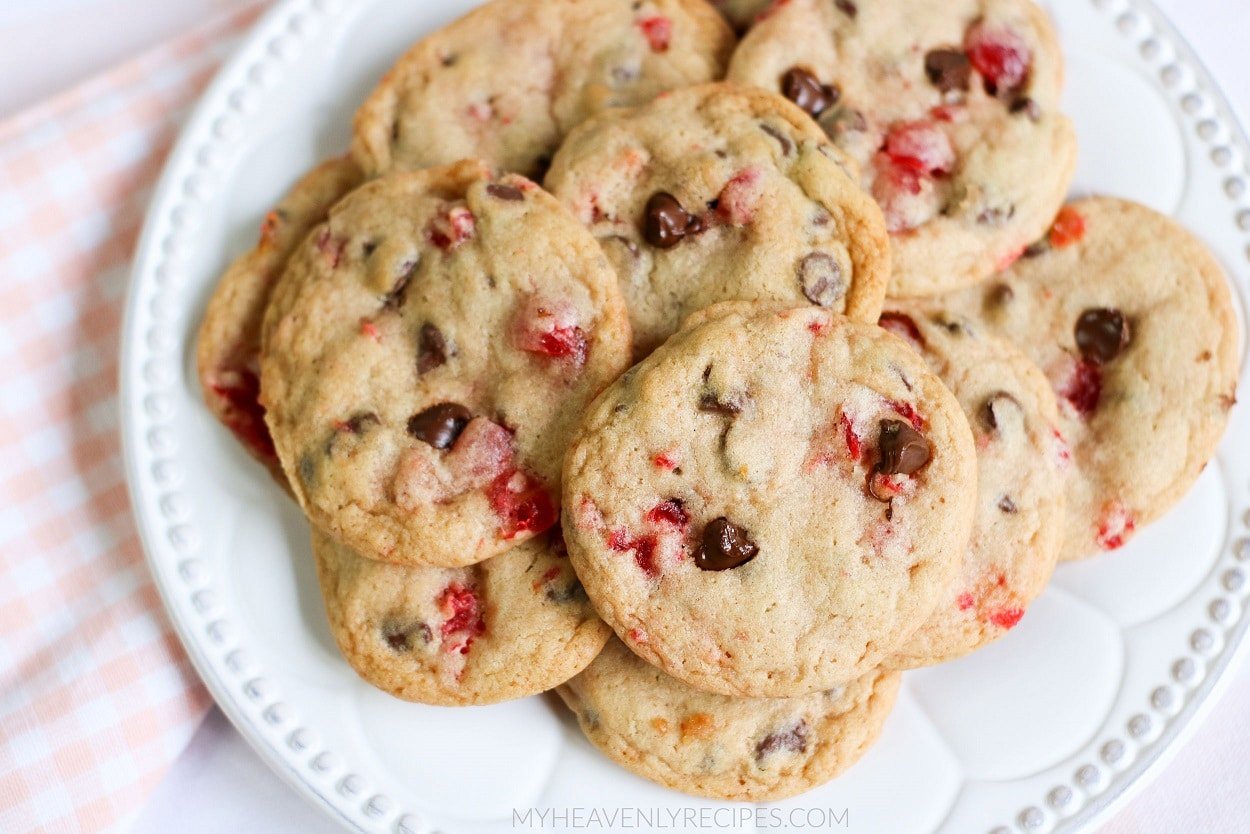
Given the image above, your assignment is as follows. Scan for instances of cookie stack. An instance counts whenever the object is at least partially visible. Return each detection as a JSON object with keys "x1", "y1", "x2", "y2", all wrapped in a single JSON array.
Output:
[{"x1": 196, "y1": 0, "x2": 1240, "y2": 802}]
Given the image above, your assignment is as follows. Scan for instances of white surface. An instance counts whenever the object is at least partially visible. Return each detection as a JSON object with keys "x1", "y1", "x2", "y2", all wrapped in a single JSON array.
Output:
[{"x1": 3, "y1": 0, "x2": 1245, "y2": 832}]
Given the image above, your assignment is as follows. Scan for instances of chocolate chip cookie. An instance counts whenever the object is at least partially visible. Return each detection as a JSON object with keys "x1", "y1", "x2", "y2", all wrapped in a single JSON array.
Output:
[
  {"x1": 262, "y1": 160, "x2": 632, "y2": 568},
  {"x1": 557, "y1": 638, "x2": 900, "y2": 800},
  {"x1": 562, "y1": 302, "x2": 976, "y2": 697},
  {"x1": 314, "y1": 528, "x2": 609, "y2": 705},
  {"x1": 927, "y1": 197, "x2": 1240, "y2": 560},
  {"x1": 878, "y1": 308, "x2": 1065, "y2": 668},
  {"x1": 728, "y1": 0, "x2": 1076, "y2": 297},
  {"x1": 352, "y1": 0, "x2": 735, "y2": 180},
  {"x1": 197, "y1": 156, "x2": 363, "y2": 482},
  {"x1": 545, "y1": 82, "x2": 891, "y2": 357}
]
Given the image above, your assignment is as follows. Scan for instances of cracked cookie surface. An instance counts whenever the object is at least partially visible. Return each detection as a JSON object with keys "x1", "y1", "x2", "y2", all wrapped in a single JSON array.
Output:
[
  {"x1": 352, "y1": 0, "x2": 735, "y2": 180},
  {"x1": 921, "y1": 197, "x2": 1240, "y2": 560},
  {"x1": 545, "y1": 82, "x2": 890, "y2": 357},
  {"x1": 562, "y1": 302, "x2": 976, "y2": 697},
  {"x1": 262, "y1": 160, "x2": 631, "y2": 568},
  {"x1": 728, "y1": 0, "x2": 1075, "y2": 296}
]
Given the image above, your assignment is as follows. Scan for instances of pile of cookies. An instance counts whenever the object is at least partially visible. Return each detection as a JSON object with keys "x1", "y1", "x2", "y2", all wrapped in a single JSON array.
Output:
[{"x1": 196, "y1": 0, "x2": 1241, "y2": 801}]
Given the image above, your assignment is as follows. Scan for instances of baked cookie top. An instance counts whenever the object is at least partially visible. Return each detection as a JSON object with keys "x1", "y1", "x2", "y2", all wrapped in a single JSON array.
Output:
[
  {"x1": 313, "y1": 528, "x2": 609, "y2": 706},
  {"x1": 352, "y1": 0, "x2": 735, "y2": 180},
  {"x1": 557, "y1": 638, "x2": 900, "y2": 801},
  {"x1": 545, "y1": 82, "x2": 890, "y2": 357},
  {"x1": 262, "y1": 160, "x2": 632, "y2": 568},
  {"x1": 728, "y1": 0, "x2": 1076, "y2": 296},
  {"x1": 880, "y1": 307, "x2": 1065, "y2": 669},
  {"x1": 562, "y1": 302, "x2": 976, "y2": 697},
  {"x1": 928, "y1": 197, "x2": 1240, "y2": 559},
  {"x1": 197, "y1": 157, "x2": 363, "y2": 482}
]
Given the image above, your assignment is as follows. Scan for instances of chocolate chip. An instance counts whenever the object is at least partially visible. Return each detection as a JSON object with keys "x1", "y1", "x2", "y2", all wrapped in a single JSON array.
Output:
[
  {"x1": 759, "y1": 123, "x2": 794, "y2": 156},
  {"x1": 1075, "y1": 308, "x2": 1131, "y2": 365},
  {"x1": 925, "y1": 49, "x2": 972, "y2": 93},
  {"x1": 382, "y1": 622, "x2": 431, "y2": 651},
  {"x1": 486, "y1": 183, "x2": 524, "y2": 201},
  {"x1": 834, "y1": 0, "x2": 857, "y2": 17},
  {"x1": 696, "y1": 518, "x2": 759, "y2": 571},
  {"x1": 981, "y1": 391, "x2": 1021, "y2": 432},
  {"x1": 643, "y1": 192, "x2": 704, "y2": 249},
  {"x1": 418, "y1": 322, "x2": 449, "y2": 373},
  {"x1": 797, "y1": 252, "x2": 847, "y2": 308},
  {"x1": 989, "y1": 283, "x2": 1014, "y2": 306},
  {"x1": 361, "y1": 240, "x2": 378, "y2": 258},
  {"x1": 1023, "y1": 238, "x2": 1051, "y2": 258},
  {"x1": 1011, "y1": 97, "x2": 1042, "y2": 121},
  {"x1": 546, "y1": 581, "x2": 586, "y2": 604},
  {"x1": 977, "y1": 205, "x2": 1015, "y2": 226},
  {"x1": 998, "y1": 495, "x2": 1019, "y2": 514},
  {"x1": 699, "y1": 392, "x2": 744, "y2": 415},
  {"x1": 876, "y1": 420, "x2": 931, "y2": 476},
  {"x1": 755, "y1": 720, "x2": 809, "y2": 761},
  {"x1": 781, "y1": 67, "x2": 840, "y2": 119},
  {"x1": 383, "y1": 261, "x2": 417, "y2": 309},
  {"x1": 298, "y1": 453, "x2": 316, "y2": 486},
  {"x1": 407, "y1": 403, "x2": 472, "y2": 449}
]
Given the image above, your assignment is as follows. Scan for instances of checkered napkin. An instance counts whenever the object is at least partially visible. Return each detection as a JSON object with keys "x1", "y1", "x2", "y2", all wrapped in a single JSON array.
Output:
[{"x1": 0, "y1": 5, "x2": 264, "y2": 831}]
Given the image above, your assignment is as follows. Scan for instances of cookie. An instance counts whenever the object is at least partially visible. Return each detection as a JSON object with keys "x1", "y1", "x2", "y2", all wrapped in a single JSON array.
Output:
[
  {"x1": 928, "y1": 197, "x2": 1240, "y2": 559},
  {"x1": 728, "y1": 0, "x2": 1076, "y2": 297},
  {"x1": 261, "y1": 160, "x2": 632, "y2": 568},
  {"x1": 313, "y1": 528, "x2": 610, "y2": 705},
  {"x1": 562, "y1": 302, "x2": 977, "y2": 697},
  {"x1": 352, "y1": 0, "x2": 735, "y2": 180},
  {"x1": 196, "y1": 156, "x2": 363, "y2": 481},
  {"x1": 545, "y1": 82, "x2": 891, "y2": 357},
  {"x1": 557, "y1": 638, "x2": 900, "y2": 800},
  {"x1": 878, "y1": 308, "x2": 1065, "y2": 669}
]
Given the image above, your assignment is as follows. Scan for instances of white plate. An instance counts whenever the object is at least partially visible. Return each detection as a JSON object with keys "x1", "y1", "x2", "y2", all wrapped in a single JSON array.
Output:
[{"x1": 120, "y1": 1, "x2": 1250, "y2": 832}]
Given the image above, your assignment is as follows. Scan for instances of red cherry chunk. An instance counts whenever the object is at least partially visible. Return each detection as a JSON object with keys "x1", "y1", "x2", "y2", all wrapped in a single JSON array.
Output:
[
  {"x1": 438, "y1": 584, "x2": 485, "y2": 655},
  {"x1": 488, "y1": 470, "x2": 557, "y2": 539},
  {"x1": 211, "y1": 369, "x2": 277, "y2": 460},
  {"x1": 427, "y1": 205, "x2": 476, "y2": 251},
  {"x1": 512, "y1": 297, "x2": 589, "y2": 369},
  {"x1": 638, "y1": 16, "x2": 671, "y2": 52},
  {"x1": 1060, "y1": 358, "x2": 1103, "y2": 417},
  {"x1": 883, "y1": 121, "x2": 955, "y2": 176},
  {"x1": 965, "y1": 21, "x2": 1032, "y2": 95},
  {"x1": 1048, "y1": 206, "x2": 1086, "y2": 248},
  {"x1": 645, "y1": 498, "x2": 689, "y2": 528}
]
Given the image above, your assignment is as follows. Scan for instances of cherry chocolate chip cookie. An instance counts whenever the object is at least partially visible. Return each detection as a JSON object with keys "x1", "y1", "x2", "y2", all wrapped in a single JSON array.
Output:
[
  {"x1": 197, "y1": 156, "x2": 363, "y2": 482},
  {"x1": 352, "y1": 0, "x2": 735, "y2": 180},
  {"x1": 557, "y1": 638, "x2": 901, "y2": 800},
  {"x1": 879, "y1": 307, "x2": 1066, "y2": 668},
  {"x1": 545, "y1": 82, "x2": 891, "y2": 357},
  {"x1": 562, "y1": 302, "x2": 976, "y2": 697},
  {"x1": 928, "y1": 197, "x2": 1240, "y2": 560},
  {"x1": 261, "y1": 160, "x2": 632, "y2": 568},
  {"x1": 728, "y1": 0, "x2": 1076, "y2": 297},
  {"x1": 313, "y1": 528, "x2": 609, "y2": 706}
]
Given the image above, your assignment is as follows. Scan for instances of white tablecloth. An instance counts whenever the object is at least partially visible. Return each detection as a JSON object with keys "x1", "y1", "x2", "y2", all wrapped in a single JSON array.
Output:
[{"x1": 2, "y1": 1, "x2": 1244, "y2": 832}]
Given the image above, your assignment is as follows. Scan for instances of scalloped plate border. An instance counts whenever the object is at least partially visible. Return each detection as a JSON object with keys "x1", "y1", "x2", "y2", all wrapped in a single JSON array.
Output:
[{"x1": 118, "y1": 1, "x2": 1250, "y2": 833}]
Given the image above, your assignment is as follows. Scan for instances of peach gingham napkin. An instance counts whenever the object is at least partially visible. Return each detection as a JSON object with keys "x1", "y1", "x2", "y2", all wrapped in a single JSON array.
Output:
[{"x1": 0, "y1": 4, "x2": 265, "y2": 832}]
